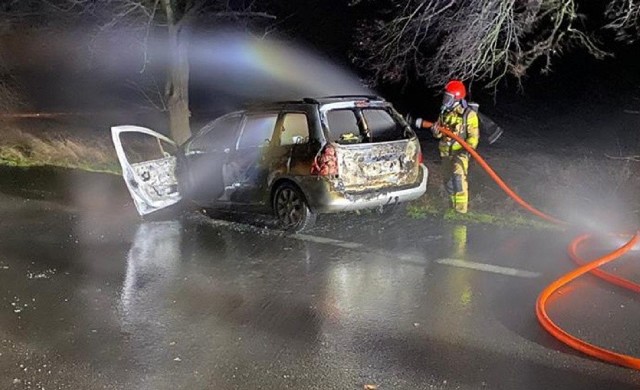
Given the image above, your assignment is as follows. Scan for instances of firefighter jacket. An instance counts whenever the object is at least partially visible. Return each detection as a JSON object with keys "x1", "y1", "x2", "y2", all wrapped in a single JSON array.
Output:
[{"x1": 433, "y1": 105, "x2": 480, "y2": 157}]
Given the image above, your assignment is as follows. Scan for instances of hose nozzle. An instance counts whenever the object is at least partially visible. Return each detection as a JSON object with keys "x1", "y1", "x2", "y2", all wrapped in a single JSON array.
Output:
[{"x1": 414, "y1": 117, "x2": 434, "y2": 129}]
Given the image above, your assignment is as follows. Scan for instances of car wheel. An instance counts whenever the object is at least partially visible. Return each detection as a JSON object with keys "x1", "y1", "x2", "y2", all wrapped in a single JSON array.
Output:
[
  {"x1": 377, "y1": 202, "x2": 407, "y2": 215},
  {"x1": 273, "y1": 183, "x2": 316, "y2": 232}
]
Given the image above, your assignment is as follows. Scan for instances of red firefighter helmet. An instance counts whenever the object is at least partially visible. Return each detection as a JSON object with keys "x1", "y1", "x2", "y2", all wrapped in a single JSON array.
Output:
[
  {"x1": 442, "y1": 80, "x2": 466, "y2": 110},
  {"x1": 445, "y1": 80, "x2": 466, "y2": 100}
]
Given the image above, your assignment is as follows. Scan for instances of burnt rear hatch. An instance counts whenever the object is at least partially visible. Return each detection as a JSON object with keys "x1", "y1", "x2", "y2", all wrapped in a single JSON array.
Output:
[{"x1": 320, "y1": 100, "x2": 422, "y2": 192}]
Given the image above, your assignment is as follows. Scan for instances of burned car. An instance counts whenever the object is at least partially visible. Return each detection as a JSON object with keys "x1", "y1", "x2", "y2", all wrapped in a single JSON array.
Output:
[{"x1": 112, "y1": 96, "x2": 428, "y2": 231}]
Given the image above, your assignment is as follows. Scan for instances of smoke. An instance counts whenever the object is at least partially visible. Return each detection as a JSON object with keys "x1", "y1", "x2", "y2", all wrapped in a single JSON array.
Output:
[
  {"x1": 187, "y1": 32, "x2": 372, "y2": 101},
  {"x1": 3, "y1": 29, "x2": 371, "y2": 113}
]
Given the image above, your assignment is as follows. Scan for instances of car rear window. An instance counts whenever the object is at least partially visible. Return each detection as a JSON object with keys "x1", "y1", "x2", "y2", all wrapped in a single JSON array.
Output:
[
  {"x1": 362, "y1": 109, "x2": 407, "y2": 142},
  {"x1": 326, "y1": 107, "x2": 411, "y2": 144}
]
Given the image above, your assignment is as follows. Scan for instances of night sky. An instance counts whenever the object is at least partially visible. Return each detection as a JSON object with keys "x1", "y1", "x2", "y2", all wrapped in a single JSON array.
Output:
[{"x1": 3, "y1": 1, "x2": 640, "y2": 121}]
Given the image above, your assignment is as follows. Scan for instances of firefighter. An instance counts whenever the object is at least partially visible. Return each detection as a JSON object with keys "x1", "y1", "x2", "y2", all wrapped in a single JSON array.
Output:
[{"x1": 432, "y1": 80, "x2": 479, "y2": 214}]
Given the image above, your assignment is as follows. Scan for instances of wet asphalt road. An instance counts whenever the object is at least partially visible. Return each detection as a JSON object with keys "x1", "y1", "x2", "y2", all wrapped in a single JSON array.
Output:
[{"x1": 1, "y1": 168, "x2": 640, "y2": 389}]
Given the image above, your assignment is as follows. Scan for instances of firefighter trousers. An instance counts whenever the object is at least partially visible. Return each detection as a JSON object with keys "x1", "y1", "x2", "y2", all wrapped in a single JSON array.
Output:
[{"x1": 442, "y1": 153, "x2": 469, "y2": 213}]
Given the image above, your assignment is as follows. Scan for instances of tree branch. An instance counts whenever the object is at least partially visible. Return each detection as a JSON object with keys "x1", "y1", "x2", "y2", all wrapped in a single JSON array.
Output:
[
  {"x1": 606, "y1": 0, "x2": 640, "y2": 42},
  {"x1": 352, "y1": 0, "x2": 611, "y2": 89}
]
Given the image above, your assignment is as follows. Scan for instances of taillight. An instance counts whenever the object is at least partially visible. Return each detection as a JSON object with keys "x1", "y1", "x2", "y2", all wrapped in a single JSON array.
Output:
[
  {"x1": 417, "y1": 150, "x2": 423, "y2": 165},
  {"x1": 311, "y1": 144, "x2": 338, "y2": 176}
]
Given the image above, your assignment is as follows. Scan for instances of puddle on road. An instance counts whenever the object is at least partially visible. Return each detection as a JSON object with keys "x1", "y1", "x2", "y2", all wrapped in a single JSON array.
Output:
[{"x1": 0, "y1": 200, "x2": 603, "y2": 389}]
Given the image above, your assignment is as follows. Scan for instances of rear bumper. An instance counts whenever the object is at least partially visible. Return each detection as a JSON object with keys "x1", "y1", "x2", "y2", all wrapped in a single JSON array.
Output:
[{"x1": 302, "y1": 164, "x2": 428, "y2": 213}]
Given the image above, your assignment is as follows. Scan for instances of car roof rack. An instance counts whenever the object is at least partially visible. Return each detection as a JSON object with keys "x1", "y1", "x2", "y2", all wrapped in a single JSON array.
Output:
[
  {"x1": 241, "y1": 95, "x2": 387, "y2": 109},
  {"x1": 244, "y1": 100, "x2": 302, "y2": 109},
  {"x1": 303, "y1": 95, "x2": 385, "y2": 104}
]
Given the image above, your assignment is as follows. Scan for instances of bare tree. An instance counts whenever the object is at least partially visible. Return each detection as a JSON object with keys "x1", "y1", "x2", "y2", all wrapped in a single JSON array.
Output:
[
  {"x1": 352, "y1": 0, "x2": 608, "y2": 89},
  {"x1": 62, "y1": 0, "x2": 274, "y2": 143},
  {"x1": 0, "y1": 1, "x2": 38, "y2": 113},
  {"x1": 606, "y1": 0, "x2": 640, "y2": 42},
  {"x1": 605, "y1": 0, "x2": 640, "y2": 161},
  {"x1": 0, "y1": 61, "x2": 25, "y2": 113}
]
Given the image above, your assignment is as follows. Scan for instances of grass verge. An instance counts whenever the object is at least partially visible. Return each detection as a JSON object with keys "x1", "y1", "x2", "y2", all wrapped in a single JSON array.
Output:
[
  {"x1": 0, "y1": 125, "x2": 120, "y2": 174},
  {"x1": 407, "y1": 203, "x2": 559, "y2": 230}
]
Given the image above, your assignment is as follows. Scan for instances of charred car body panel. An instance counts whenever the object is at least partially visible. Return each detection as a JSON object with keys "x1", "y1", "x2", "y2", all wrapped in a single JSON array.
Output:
[
  {"x1": 112, "y1": 96, "x2": 428, "y2": 230},
  {"x1": 112, "y1": 125, "x2": 182, "y2": 215}
]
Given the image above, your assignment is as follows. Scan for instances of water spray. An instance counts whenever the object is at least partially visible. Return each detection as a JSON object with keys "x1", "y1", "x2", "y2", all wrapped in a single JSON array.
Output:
[{"x1": 417, "y1": 119, "x2": 640, "y2": 370}]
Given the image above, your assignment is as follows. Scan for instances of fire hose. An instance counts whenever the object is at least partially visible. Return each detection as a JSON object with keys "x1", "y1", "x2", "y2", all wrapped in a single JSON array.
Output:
[{"x1": 427, "y1": 123, "x2": 640, "y2": 370}]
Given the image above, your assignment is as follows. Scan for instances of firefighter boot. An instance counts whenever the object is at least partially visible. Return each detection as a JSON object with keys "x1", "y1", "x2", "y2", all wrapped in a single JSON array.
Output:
[{"x1": 452, "y1": 192, "x2": 468, "y2": 214}]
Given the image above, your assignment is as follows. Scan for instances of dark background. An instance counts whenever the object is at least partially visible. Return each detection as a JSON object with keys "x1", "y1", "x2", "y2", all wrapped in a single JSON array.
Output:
[{"x1": 4, "y1": 0, "x2": 640, "y2": 132}]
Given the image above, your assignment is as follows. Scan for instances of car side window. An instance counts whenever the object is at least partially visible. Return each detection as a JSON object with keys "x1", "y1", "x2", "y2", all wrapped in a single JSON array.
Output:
[
  {"x1": 279, "y1": 113, "x2": 310, "y2": 146},
  {"x1": 188, "y1": 115, "x2": 241, "y2": 153},
  {"x1": 237, "y1": 114, "x2": 278, "y2": 149},
  {"x1": 118, "y1": 132, "x2": 177, "y2": 164}
]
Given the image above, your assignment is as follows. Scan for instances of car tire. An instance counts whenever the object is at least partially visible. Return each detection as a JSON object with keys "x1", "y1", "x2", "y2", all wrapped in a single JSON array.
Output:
[
  {"x1": 273, "y1": 182, "x2": 316, "y2": 232},
  {"x1": 377, "y1": 202, "x2": 407, "y2": 215}
]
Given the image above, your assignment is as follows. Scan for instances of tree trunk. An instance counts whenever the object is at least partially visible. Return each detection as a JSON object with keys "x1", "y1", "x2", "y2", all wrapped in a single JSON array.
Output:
[{"x1": 166, "y1": 22, "x2": 191, "y2": 144}]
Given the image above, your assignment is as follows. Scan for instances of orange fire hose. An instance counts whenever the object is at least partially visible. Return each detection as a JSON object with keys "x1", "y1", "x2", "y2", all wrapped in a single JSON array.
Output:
[{"x1": 433, "y1": 124, "x2": 640, "y2": 370}]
